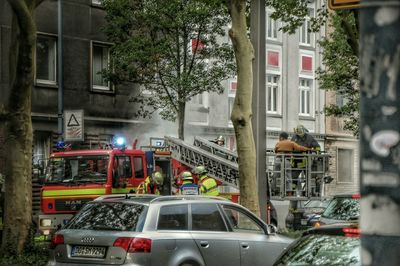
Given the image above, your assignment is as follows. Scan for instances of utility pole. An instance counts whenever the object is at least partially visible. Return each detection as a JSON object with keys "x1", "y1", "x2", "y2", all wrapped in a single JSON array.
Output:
[
  {"x1": 58, "y1": 0, "x2": 64, "y2": 138},
  {"x1": 360, "y1": 0, "x2": 400, "y2": 264},
  {"x1": 250, "y1": 0, "x2": 267, "y2": 222}
]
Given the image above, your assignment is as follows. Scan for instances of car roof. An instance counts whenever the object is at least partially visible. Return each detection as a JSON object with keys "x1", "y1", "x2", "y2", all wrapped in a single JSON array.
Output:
[{"x1": 93, "y1": 194, "x2": 231, "y2": 206}]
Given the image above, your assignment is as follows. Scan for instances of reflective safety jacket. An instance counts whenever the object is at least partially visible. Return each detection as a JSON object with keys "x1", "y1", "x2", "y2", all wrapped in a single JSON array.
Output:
[
  {"x1": 180, "y1": 181, "x2": 199, "y2": 195},
  {"x1": 291, "y1": 134, "x2": 321, "y2": 168},
  {"x1": 199, "y1": 175, "x2": 219, "y2": 196},
  {"x1": 136, "y1": 176, "x2": 160, "y2": 195}
]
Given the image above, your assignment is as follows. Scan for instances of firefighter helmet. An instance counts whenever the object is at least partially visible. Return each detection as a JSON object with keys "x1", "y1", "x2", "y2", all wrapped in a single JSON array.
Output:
[
  {"x1": 294, "y1": 125, "x2": 307, "y2": 137},
  {"x1": 193, "y1": 165, "x2": 207, "y2": 175},
  {"x1": 152, "y1": 171, "x2": 164, "y2": 185},
  {"x1": 181, "y1": 171, "x2": 193, "y2": 181}
]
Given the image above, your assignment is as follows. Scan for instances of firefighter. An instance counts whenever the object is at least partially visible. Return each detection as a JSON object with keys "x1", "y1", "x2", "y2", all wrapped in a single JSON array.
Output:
[
  {"x1": 136, "y1": 171, "x2": 163, "y2": 194},
  {"x1": 273, "y1": 132, "x2": 310, "y2": 196},
  {"x1": 179, "y1": 172, "x2": 199, "y2": 195},
  {"x1": 291, "y1": 124, "x2": 320, "y2": 150},
  {"x1": 291, "y1": 125, "x2": 320, "y2": 196},
  {"x1": 193, "y1": 166, "x2": 219, "y2": 196}
]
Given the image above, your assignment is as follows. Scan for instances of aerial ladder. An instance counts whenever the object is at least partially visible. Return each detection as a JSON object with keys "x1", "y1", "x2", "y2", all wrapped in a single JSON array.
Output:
[{"x1": 156, "y1": 136, "x2": 331, "y2": 200}]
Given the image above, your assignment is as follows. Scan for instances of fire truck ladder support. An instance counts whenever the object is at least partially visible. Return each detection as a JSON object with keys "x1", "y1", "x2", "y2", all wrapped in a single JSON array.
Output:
[
  {"x1": 165, "y1": 136, "x2": 330, "y2": 200},
  {"x1": 165, "y1": 136, "x2": 239, "y2": 188}
]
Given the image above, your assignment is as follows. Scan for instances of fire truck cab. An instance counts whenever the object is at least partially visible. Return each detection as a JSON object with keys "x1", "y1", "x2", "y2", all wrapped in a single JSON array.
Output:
[{"x1": 38, "y1": 139, "x2": 174, "y2": 236}]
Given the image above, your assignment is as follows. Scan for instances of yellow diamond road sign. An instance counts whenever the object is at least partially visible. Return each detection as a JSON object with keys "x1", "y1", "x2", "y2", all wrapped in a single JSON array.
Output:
[{"x1": 329, "y1": 0, "x2": 360, "y2": 9}]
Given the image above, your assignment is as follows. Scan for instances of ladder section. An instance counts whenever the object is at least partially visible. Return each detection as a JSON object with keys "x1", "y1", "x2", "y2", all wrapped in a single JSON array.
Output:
[
  {"x1": 193, "y1": 136, "x2": 239, "y2": 164},
  {"x1": 165, "y1": 136, "x2": 239, "y2": 188}
]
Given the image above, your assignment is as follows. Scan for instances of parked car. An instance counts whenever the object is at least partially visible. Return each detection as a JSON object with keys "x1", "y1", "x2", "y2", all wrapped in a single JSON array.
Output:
[
  {"x1": 285, "y1": 198, "x2": 330, "y2": 230},
  {"x1": 274, "y1": 223, "x2": 360, "y2": 266},
  {"x1": 47, "y1": 195, "x2": 293, "y2": 266},
  {"x1": 317, "y1": 194, "x2": 360, "y2": 226}
]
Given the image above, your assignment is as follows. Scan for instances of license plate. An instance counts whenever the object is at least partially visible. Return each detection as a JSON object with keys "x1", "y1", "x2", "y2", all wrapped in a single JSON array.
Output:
[
  {"x1": 71, "y1": 246, "x2": 106, "y2": 258},
  {"x1": 301, "y1": 219, "x2": 308, "y2": 225}
]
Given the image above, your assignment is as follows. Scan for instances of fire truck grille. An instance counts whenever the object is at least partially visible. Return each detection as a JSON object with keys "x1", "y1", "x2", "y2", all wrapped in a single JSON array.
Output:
[{"x1": 55, "y1": 198, "x2": 92, "y2": 211}]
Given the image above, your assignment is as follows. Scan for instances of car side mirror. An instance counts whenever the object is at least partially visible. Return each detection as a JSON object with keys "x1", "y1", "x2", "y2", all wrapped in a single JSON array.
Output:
[{"x1": 267, "y1": 224, "x2": 278, "y2": 234}]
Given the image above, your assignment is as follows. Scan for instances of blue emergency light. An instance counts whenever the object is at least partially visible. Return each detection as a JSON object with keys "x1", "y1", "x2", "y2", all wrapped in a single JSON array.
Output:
[{"x1": 113, "y1": 136, "x2": 127, "y2": 150}]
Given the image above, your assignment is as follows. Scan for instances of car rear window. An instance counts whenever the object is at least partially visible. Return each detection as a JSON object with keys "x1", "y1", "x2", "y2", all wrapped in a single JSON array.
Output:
[
  {"x1": 157, "y1": 204, "x2": 188, "y2": 230},
  {"x1": 65, "y1": 202, "x2": 146, "y2": 231},
  {"x1": 275, "y1": 234, "x2": 360, "y2": 266},
  {"x1": 322, "y1": 198, "x2": 360, "y2": 220}
]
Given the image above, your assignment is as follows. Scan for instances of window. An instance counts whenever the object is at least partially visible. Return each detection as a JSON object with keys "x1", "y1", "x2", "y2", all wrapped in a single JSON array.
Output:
[
  {"x1": 91, "y1": 43, "x2": 111, "y2": 91},
  {"x1": 222, "y1": 205, "x2": 264, "y2": 234},
  {"x1": 336, "y1": 93, "x2": 350, "y2": 108},
  {"x1": 133, "y1": 157, "x2": 144, "y2": 178},
  {"x1": 299, "y1": 8, "x2": 314, "y2": 46},
  {"x1": 157, "y1": 205, "x2": 188, "y2": 230},
  {"x1": 36, "y1": 35, "x2": 57, "y2": 84},
  {"x1": 65, "y1": 202, "x2": 146, "y2": 231},
  {"x1": 45, "y1": 155, "x2": 109, "y2": 184},
  {"x1": 267, "y1": 75, "x2": 279, "y2": 113},
  {"x1": 191, "y1": 204, "x2": 227, "y2": 231},
  {"x1": 299, "y1": 79, "x2": 312, "y2": 115},
  {"x1": 114, "y1": 156, "x2": 132, "y2": 178},
  {"x1": 338, "y1": 149, "x2": 354, "y2": 182},
  {"x1": 266, "y1": 10, "x2": 279, "y2": 40},
  {"x1": 228, "y1": 97, "x2": 235, "y2": 125}
]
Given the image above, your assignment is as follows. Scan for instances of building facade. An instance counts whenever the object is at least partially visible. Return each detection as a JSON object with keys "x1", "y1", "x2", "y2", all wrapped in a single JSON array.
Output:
[{"x1": 0, "y1": 0, "x2": 344, "y2": 194}]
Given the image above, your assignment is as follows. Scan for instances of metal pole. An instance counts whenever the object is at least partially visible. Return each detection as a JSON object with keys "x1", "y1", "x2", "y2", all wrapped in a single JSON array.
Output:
[
  {"x1": 360, "y1": 0, "x2": 400, "y2": 264},
  {"x1": 250, "y1": 0, "x2": 267, "y2": 222},
  {"x1": 57, "y1": 0, "x2": 64, "y2": 138}
]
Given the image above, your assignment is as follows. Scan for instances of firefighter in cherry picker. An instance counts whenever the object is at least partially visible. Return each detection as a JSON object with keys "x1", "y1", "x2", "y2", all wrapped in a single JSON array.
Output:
[
  {"x1": 193, "y1": 166, "x2": 219, "y2": 196},
  {"x1": 137, "y1": 171, "x2": 164, "y2": 194},
  {"x1": 179, "y1": 172, "x2": 199, "y2": 195}
]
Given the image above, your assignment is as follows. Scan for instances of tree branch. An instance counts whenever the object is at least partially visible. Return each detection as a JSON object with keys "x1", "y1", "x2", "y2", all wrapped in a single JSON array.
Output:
[
  {"x1": 341, "y1": 13, "x2": 359, "y2": 56},
  {"x1": 6, "y1": 0, "x2": 35, "y2": 37}
]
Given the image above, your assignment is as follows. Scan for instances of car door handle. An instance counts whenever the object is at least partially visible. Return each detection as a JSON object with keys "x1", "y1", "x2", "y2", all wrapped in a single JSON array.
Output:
[
  {"x1": 241, "y1": 242, "x2": 249, "y2": 249},
  {"x1": 200, "y1": 241, "x2": 209, "y2": 248}
]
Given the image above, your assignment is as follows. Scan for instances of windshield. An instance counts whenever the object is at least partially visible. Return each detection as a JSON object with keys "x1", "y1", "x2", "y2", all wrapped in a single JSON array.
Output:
[
  {"x1": 65, "y1": 202, "x2": 147, "y2": 231},
  {"x1": 45, "y1": 155, "x2": 109, "y2": 184},
  {"x1": 275, "y1": 234, "x2": 360, "y2": 266},
  {"x1": 322, "y1": 198, "x2": 360, "y2": 220}
]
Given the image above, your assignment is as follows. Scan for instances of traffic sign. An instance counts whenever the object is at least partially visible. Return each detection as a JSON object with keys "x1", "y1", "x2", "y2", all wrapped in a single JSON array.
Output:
[
  {"x1": 64, "y1": 110, "x2": 84, "y2": 141},
  {"x1": 329, "y1": 0, "x2": 360, "y2": 9}
]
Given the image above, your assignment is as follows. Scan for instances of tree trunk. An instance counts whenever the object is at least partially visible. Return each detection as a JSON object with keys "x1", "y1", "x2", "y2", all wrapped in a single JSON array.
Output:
[
  {"x1": 177, "y1": 102, "x2": 185, "y2": 140},
  {"x1": 1, "y1": 0, "x2": 37, "y2": 255},
  {"x1": 226, "y1": 0, "x2": 260, "y2": 217}
]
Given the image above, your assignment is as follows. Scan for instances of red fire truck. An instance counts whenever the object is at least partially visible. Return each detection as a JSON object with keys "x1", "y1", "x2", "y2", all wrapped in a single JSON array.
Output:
[{"x1": 38, "y1": 136, "x2": 242, "y2": 236}]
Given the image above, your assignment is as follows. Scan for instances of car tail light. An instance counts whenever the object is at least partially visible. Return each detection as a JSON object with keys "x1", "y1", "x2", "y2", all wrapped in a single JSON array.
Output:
[
  {"x1": 343, "y1": 227, "x2": 360, "y2": 237},
  {"x1": 352, "y1": 194, "x2": 361, "y2": 199},
  {"x1": 50, "y1": 234, "x2": 64, "y2": 249},
  {"x1": 113, "y1": 237, "x2": 152, "y2": 253}
]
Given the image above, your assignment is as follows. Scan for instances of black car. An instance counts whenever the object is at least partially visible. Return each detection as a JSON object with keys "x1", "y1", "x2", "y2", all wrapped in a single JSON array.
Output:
[
  {"x1": 285, "y1": 199, "x2": 330, "y2": 230},
  {"x1": 317, "y1": 194, "x2": 360, "y2": 226},
  {"x1": 274, "y1": 223, "x2": 360, "y2": 266}
]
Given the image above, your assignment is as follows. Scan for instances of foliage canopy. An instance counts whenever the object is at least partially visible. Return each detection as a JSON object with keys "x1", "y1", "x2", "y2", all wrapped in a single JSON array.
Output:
[{"x1": 102, "y1": 0, "x2": 235, "y2": 138}]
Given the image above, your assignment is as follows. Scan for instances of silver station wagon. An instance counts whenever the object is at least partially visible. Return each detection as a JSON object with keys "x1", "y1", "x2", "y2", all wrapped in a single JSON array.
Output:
[{"x1": 47, "y1": 195, "x2": 292, "y2": 266}]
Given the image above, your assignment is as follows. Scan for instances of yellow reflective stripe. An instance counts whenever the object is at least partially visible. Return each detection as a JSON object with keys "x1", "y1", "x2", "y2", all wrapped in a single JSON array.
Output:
[
  {"x1": 42, "y1": 188, "x2": 106, "y2": 197},
  {"x1": 43, "y1": 194, "x2": 103, "y2": 199}
]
